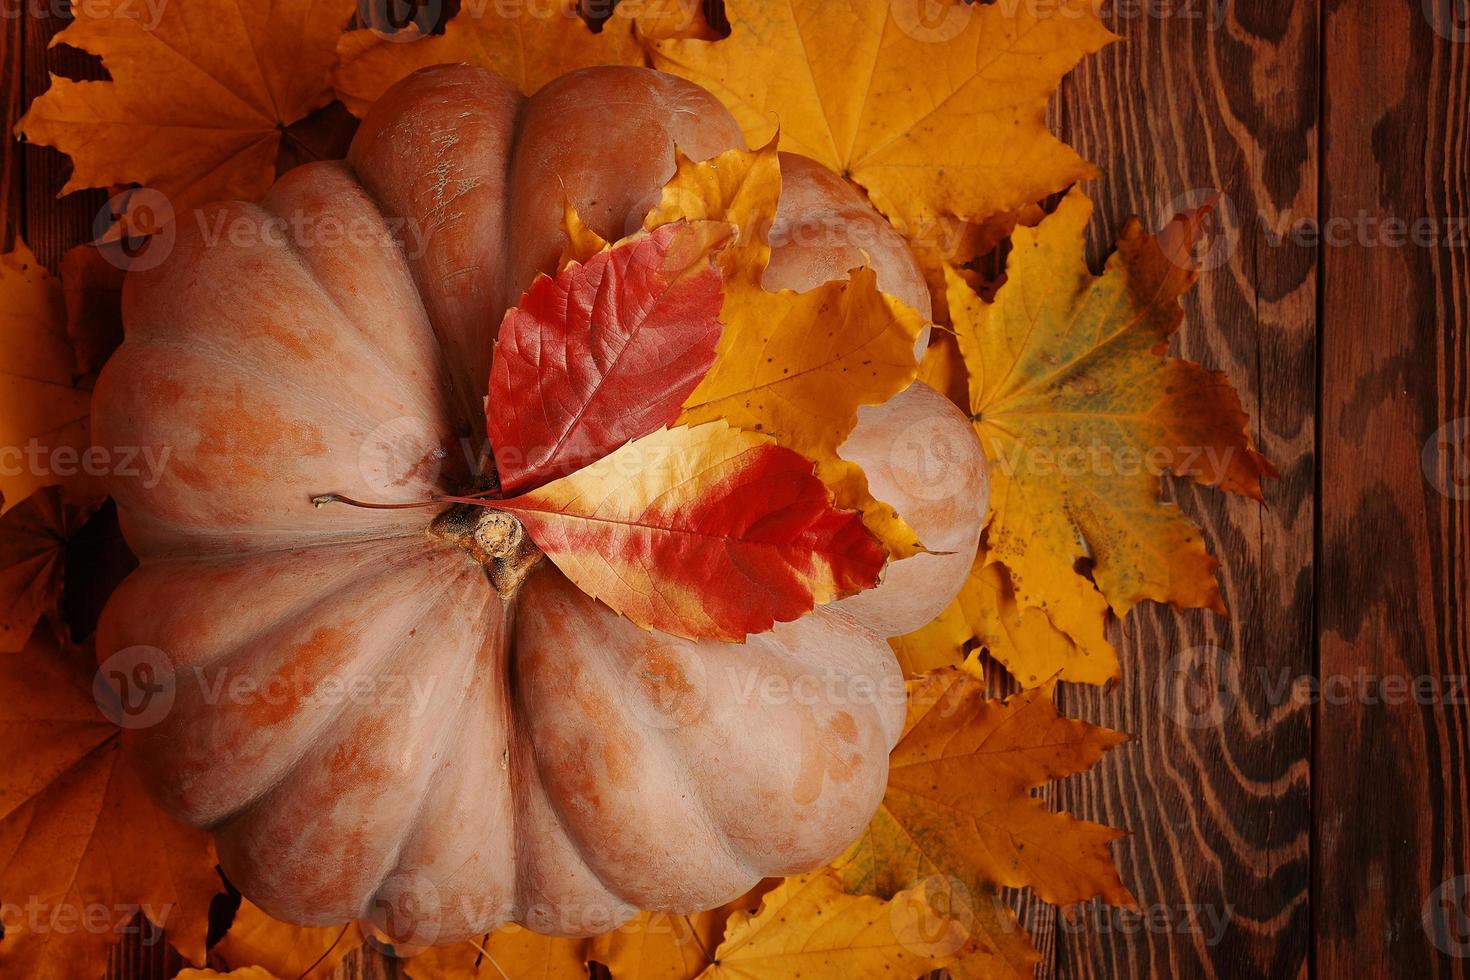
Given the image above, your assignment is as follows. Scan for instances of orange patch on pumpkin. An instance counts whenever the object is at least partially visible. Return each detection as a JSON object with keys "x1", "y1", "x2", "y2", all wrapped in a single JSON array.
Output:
[
  {"x1": 242, "y1": 625, "x2": 352, "y2": 728},
  {"x1": 174, "y1": 390, "x2": 327, "y2": 490},
  {"x1": 791, "y1": 709, "x2": 860, "y2": 806}
]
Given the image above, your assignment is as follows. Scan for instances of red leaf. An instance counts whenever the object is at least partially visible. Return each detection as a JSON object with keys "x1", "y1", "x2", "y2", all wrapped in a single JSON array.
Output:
[
  {"x1": 487, "y1": 221, "x2": 728, "y2": 494},
  {"x1": 497, "y1": 422, "x2": 886, "y2": 641}
]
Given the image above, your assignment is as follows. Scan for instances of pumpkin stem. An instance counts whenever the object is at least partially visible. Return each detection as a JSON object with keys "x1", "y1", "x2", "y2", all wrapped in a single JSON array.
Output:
[
  {"x1": 428, "y1": 504, "x2": 545, "y2": 599},
  {"x1": 310, "y1": 489, "x2": 499, "y2": 509}
]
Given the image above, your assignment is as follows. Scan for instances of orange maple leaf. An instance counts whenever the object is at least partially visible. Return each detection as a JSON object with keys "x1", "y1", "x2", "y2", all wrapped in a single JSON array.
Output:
[
  {"x1": 0, "y1": 241, "x2": 94, "y2": 512},
  {"x1": 211, "y1": 899, "x2": 360, "y2": 979},
  {"x1": 0, "y1": 631, "x2": 221, "y2": 979},
  {"x1": 589, "y1": 880, "x2": 778, "y2": 979},
  {"x1": 0, "y1": 487, "x2": 99, "y2": 653},
  {"x1": 835, "y1": 668, "x2": 1131, "y2": 976},
  {"x1": 333, "y1": 0, "x2": 644, "y2": 115},
  {"x1": 16, "y1": 0, "x2": 355, "y2": 223}
]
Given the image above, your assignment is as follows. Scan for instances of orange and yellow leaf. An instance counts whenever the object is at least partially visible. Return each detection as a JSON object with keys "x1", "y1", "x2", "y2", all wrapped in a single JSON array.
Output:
[{"x1": 498, "y1": 423, "x2": 885, "y2": 641}]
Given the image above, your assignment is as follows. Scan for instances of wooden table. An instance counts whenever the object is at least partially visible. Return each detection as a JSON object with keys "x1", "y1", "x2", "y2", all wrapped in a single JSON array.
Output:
[{"x1": 4, "y1": 1, "x2": 1467, "y2": 978}]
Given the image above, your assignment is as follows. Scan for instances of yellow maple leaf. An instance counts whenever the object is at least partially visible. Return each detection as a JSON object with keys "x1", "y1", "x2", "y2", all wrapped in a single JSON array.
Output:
[
  {"x1": 589, "y1": 880, "x2": 776, "y2": 980},
  {"x1": 634, "y1": 0, "x2": 721, "y2": 41},
  {"x1": 650, "y1": 0, "x2": 1115, "y2": 241},
  {"x1": 654, "y1": 144, "x2": 928, "y2": 558},
  {"x1": 0, "y1": 631, "x2": 221, "y2": 979},
  {"x1": 655, "y1": 146, "x2": 927, "y2": 558},
  {"x1": 16, "y1": 0, "x2": 354, "y2": 220},
  {"x1": 0, "y1": 242, "x2": 93, "y2": 512},
  {"x1": 957, "y1": 545, "x2": 1115, "y2": 687},
  {"x1": 561, "y1": 143, "x2": 928, "y2": 559},
  {"x1": 893, "y1": 542, "x2": 1114, "y2": 687},
  {"x1": 916, "y1": 331, "x2": 970, "y2": 414},
  {"x1": 951, "y1": 188, "x2": 1277, "y2": 669},
  {"x1": 700, "y1": 871, "x2": 964, "y2": 979},
  {"x1": 887, "y1": 598, "x2": 970, "y2": 676},
  {"x1": 333, "y1": 0, "x2": 644, "y2": 115},
  {"x1": 836, "y1": 669, "x2": 1132, "y2": 933},
  {"x1": 398, "y1": 928, "x2": 588, "y2": 979},
  {"x1": 213, "y1": 900, "x2": 360, "y2": 979}
]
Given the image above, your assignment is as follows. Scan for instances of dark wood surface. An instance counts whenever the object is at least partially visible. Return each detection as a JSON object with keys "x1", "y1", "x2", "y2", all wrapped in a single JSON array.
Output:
[{"x1": 3, "y1": 0, "x2": 1467, "y2": 978}]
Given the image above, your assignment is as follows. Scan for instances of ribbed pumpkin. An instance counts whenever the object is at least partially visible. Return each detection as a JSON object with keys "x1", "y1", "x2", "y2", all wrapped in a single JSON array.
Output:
[{"x1": 93, "y1": 64, "x2": 988, "y2": 942}]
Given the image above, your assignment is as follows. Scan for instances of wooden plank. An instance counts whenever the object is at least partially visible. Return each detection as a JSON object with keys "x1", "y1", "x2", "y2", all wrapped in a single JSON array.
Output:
[
  {"x1": 1039, "y1": 3, "x2": 1318, "y2": 978},
  {"x1": 1, "y1": 0, "x2": 22, "y2": 250},
  {"x1": 1316, "y1": 1, "x2": 1470, "y2": 977},
  {"x1": 21, "y1": 0, "x2": 106, "y2": 271}
]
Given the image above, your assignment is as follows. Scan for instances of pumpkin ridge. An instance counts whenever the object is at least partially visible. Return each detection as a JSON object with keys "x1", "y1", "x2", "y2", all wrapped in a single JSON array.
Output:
[
  {"x1": 211, "y1": 560, "x2": 503, "y2": 926},
  {"x1": 358, "y1": 590, "x2": 508, "y2": 925},
  {"x1": 257, "y1": 163, "x2": 467, "y2": 432},
  {"x1": 172, "y1": 547, "x2": 483, "y2": 829},
  {"x1": 505, "y1": 602, "x2": 637, "y2": 932}
]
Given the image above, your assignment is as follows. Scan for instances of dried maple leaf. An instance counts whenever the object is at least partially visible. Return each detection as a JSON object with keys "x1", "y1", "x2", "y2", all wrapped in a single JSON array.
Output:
[
  {"x1": 0, "y1": 241, "x2": 93, "y2": 512},
  {"x1": 899, "y1": 542, "x2": 1114, "y2": 687},
  {"x1": 650, "y1": 0, "x2": 1115, "y2": 241},
  {"x1": 399, "y1": 929, "x2": 588, "y2": 978},
  {"x1": 887, "y1": 599, "x2": 971, "y2": 677},
  {"x1": 0, "y1": 631, "x2": 220, "y2": 979},
  {"x1": 498, "y1": 422, "x2": 885, "y2": 641},
  {"x1": 16, "y1": 0, "x2": 355, "y2": 225},
  {"x1": 178, "y1": 969, "x2": 279, "y2": 980},
  {"x1": 956, "y1": 545, "x2": 1113, "y2": 688},
  {"x1": 58, "y1": 243, "x2": 125, "y2": 377},
  {"x1": 657, "y1": 149, "x2": 928, "y2": 461},
  {"x1": 605, "y1": 142, "x2": 928, "y2": 558},
  {"x1": 488, "y1": 222, "x2": 729, "y2": 494},
  {"x1": 635, "y1": 0, "x2": 722, "y2": 41},
  {"x1": 589, "y1": 880, "x2": 777, "y2": 979},
  {"x1": 0, "y1": 487, "x2": 99, "y2": 653},
  {"x1": 834, "y1": 668, "x2": 1129, "y2": 977},
  {"x1": 838, "y1": 669, "x2": 1132, "y2": 909},
  {"x1": 212, "y1": 899, "x2": 360, "y2": 979},
  {"x1": 696, "y1": 871, "x2": 965, "y2": 978},
  {"x1": 333, "y1": 0, "x2": 644, "y2": 115},
  {"x1": 916, "y1": 332, "x2": 970, "y2": 414},
  {"x1": 949, "y1": 188, "x2": 1276, "y2": 684}
]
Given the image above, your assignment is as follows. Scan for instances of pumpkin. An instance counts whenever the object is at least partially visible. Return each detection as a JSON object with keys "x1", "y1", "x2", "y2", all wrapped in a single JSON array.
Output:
[{"x1": 93, "y1": 65, "x2": 990, "y2": 942}]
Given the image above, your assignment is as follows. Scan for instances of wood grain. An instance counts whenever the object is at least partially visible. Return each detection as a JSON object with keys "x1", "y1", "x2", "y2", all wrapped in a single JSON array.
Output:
[
  {"x1": 1038, "y1": 3, "x2": 1320, "y2": 978},
  {"x1": 1316, "y1": 0, "x2": 1470, "y2": 977},
  {"x1": 1, "y1": 0, "x2": 1465, "y2": 978},
  {"x1": 18, "y1": 3, "x2": 105, "y2": 268}
]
